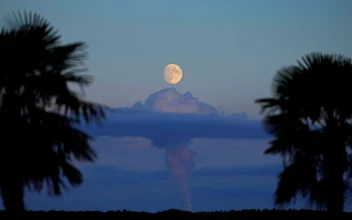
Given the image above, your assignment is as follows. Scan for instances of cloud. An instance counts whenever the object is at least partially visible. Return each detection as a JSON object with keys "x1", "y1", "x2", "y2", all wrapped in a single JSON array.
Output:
[
  {"x1": 132, "y1": 87, "x2": 218, "y2": 115},
  {"x1": 84, "y1": 88, "x2": 268, "y2": 142},
  {"x1": 87, "y1": 114, "x2": 266, "y2": 141},
  {"x1": 80, "y1": 88, "x2": 269, "y2": 211},
  {"x1": 76, "y1": 137, "x2": 278, "y2": 172}
]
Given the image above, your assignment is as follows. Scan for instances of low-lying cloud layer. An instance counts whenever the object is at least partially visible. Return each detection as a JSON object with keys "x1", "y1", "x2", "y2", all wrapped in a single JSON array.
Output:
[
  {"x1": 87, "y1": 113, "x2": 267, "y2": 142},
  {"x1": 85, "y1": 88, "x2": 267, "y2": 141}
]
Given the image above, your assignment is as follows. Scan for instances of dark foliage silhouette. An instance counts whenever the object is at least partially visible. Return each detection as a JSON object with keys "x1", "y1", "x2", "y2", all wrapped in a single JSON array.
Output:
[
  {"x1": 0, "y1": 11, "x2": 106, "y2": 213},
  {"x1": 0, "y1": 209, "x2": 350, "y2": 220},
  {"x1": 256, "y1": 52, "x2": 352, "y2": 217}
]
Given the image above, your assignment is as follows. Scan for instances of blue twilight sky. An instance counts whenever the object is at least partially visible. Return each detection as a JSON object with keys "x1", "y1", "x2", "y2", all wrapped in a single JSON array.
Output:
[{"x1": 1, "y1": 0, "x2": 352, "y2": 212}]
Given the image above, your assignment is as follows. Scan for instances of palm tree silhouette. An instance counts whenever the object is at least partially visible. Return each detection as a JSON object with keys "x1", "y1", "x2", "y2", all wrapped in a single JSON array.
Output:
[
  {"x1": 0, "y1": 11, "x2": 106, "y2": 213},
  {"x1": 256, "y1": 52, "x2": 352, "y2": 217}
]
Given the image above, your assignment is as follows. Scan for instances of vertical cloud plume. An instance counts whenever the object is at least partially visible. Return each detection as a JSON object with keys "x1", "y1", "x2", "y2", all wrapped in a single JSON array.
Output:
[
  {"x1": 133, "y1": 88, "x2": 216, "y2": 211},
  {"x1": 166, "y1": 145, "x2": 197, "y2": 211}
]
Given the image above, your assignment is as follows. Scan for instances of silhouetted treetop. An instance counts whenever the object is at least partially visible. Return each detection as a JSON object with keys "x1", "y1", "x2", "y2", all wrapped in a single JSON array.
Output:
[{"x1": 256, "y1": 52, "x2": 352, "y2": 217}]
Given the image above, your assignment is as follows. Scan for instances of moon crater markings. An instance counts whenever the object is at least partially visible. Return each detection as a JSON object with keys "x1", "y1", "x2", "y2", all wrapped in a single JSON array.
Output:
[{"x1": 164, "y1": 64, "x2": 183, "y2": 84}]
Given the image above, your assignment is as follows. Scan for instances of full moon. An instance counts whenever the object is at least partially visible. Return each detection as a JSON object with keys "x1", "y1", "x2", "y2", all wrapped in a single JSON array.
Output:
[{"x1": 164, "y1": 64, "x2": 183, "y2": 84}]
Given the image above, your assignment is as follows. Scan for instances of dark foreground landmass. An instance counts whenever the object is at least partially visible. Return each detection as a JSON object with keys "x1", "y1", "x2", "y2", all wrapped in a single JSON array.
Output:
[{"x1": 0, "y1": 209, "x2": 351, "y2": 220}]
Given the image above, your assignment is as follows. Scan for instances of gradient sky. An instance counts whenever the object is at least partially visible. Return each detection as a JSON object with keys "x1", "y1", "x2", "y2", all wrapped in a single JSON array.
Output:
[
  {"x1": 1, "y1": 0, "x2": 352, "y2": 212},
  {"x1": 2, "y1": 0, "x2": 352, "y2": 117}
]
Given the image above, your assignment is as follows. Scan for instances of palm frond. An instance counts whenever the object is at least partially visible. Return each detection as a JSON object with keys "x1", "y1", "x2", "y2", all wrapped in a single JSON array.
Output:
[
  {"x1": 5, "y1": 11, "x2": 46, "y2": 29},
  {"x1": 274, "y1": 155, "x2": 318, "y2": 207}
]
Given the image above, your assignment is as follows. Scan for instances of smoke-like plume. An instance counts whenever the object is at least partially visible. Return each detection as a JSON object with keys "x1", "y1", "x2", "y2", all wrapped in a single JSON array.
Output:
[
  {"x1": 133, "y1": 88, "x2": 214, "y2": 211},
  {"x1": 163, "y1": 140, "x2": 197, "y2": 211}
]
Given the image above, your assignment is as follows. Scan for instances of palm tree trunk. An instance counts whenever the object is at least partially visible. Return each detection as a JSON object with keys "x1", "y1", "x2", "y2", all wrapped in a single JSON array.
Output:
[
  {"x1": 323, "y1": 118, "x2": 346, "y2": 218},
  {"x1": 0, "y1": 178, "x2": 25, "y2": 212},
  {"x1": 0, "y1": 166, "x2": 25, "y2": 220},
  {"x1": 324, "y1": 146, "x2": 345, "y2": 217},
  {"x1": 0, "y1": 149, "x2": 26, "y2": 214},
  {"x1": 326, "y1": 169, "x2": 344, "y2": 218},
  {"x1": 0, "y1": 95, "x2": 26, "y2": 214}
]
